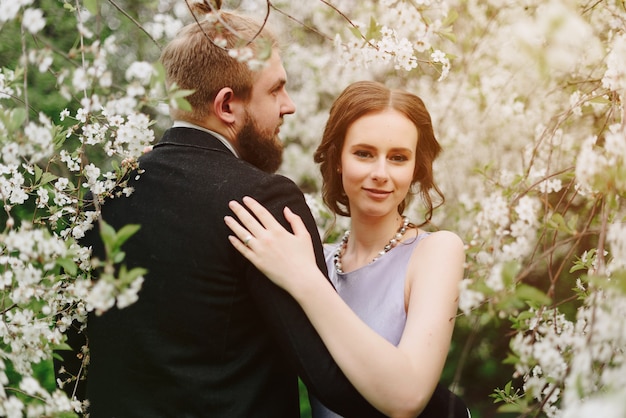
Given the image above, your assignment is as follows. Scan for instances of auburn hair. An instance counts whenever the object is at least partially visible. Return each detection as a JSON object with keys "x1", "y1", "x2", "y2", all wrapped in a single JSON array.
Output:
[{"x1": 314, "y1": 80, "x2": 444, "y2": 225}]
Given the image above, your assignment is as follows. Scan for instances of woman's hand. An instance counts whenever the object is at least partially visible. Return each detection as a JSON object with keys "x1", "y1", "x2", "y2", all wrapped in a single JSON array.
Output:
[{"x1": 224, "y1": 196, "x2": 319, "y2": 292}]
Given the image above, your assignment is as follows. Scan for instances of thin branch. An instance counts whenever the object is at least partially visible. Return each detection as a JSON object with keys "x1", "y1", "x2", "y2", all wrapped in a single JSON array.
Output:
[
  {"x1": 317, "y1": 0, "x2": 378, "y2": 50},
  {"x1": 269, "y1": 3, "x2": 331, "y2": 41},
  {"x1": 450, "y1": 316, "x2": 481, "y2": 393},
  {"x1": 594, "y1": 195, "x2": 609, "y2": 273},
  {"x1": 271, "y1": 0, "x2": 381, "y2": 50},
  {"x1": 186, "y1": 0, "x2": 271, "y2": 50},
  {"x1": 107, "y1": 0, "x2": 160, "y2": 48},
  {"x1": 20, "y1": 21, "x2": 29, "y2": 123}
]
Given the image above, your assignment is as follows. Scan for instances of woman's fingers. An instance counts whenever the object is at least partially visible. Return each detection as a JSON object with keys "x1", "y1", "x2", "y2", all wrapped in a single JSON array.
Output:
[
  {"x1": 224, "y1": 215, "x2": 254, "y2": 248},
  {"x1": 226, "y1": 197, "x2": 306, "y2": 260},
  {"x1": 229, "y1": 196, "x2": 295, "y2": 236},
  {"x1": 283, "y1": 207, "x2": 310, "y2": 240},
  {"x1": 227, "y1": 233, "x2": 252, "y2": 256},
  {"x1": 228, "y1": 199, "x2": 264, "y2": 236},
  {"x1": 241, "y1": 196, "x2": 285, "y2": 230}
]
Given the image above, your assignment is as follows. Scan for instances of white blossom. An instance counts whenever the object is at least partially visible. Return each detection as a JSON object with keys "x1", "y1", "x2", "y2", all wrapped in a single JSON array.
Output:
[
  {"x1": 602, "y1": 34, "x2": 626, "y2": 93},
  {"x1": 125, "y1": 61, "x2": 154, "y2": 85},
  {"x1": 22, "y1": 8, "x2": 45, "y2": 34},
  {"x1": 85, "y1": 279, "x2": 116, "y2": 315},
  {"x1": 0, "y1": 0, "x2": 31, "y2": 23},
  {"x1": 117, "y1": 276, "x2": 144, "y2": 309}
]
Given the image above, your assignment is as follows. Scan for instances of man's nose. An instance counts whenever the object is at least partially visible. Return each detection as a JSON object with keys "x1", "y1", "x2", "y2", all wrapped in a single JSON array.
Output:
[{"x1": 281, "y1": 91, "x2": 296, "y2": 115}]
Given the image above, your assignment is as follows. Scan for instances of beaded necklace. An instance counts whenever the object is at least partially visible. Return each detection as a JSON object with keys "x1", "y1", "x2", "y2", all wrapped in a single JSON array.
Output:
[{"x1": 334, "y1": 216, "x2": 410, "y2": 274}]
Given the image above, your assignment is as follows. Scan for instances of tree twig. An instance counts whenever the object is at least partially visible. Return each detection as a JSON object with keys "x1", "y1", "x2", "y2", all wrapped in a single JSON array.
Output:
[{"x1": 107, "y1": 0, "x2": 160, "y2": 48}]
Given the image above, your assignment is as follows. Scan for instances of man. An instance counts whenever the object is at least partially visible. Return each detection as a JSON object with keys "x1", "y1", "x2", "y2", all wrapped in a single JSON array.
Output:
[{"x1": 78, "y1": 8, "x2": 384, "y2": 418}]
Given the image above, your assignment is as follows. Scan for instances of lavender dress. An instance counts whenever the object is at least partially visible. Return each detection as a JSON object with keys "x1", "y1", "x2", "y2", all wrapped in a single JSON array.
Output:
[{"x1": 310, "y1": 234, "x2": 428, "y2": 418}]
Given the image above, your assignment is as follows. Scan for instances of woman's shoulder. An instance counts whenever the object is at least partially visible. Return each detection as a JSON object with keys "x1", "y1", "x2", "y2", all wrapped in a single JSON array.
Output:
[
  {"x1": 408, "y1": 229, "x2": 465, "y2": 266},
  {"x1": 418, "y1": 229, "x2": 464, "y2": 249},
  {"x1": 405, "y1": 230, "x2": 465, "y2": 294}
]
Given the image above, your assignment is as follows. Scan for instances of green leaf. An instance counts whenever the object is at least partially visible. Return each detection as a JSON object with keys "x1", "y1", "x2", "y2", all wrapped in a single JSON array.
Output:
[
  {"x1": 151, "y1": 62, "x2": 166, "y2": 88},
  {"x1": 365, "y1": 16, "x2": 381, "y2": 40},
  {"x1": 443, "y1": 8, "x2": 459, "y2": 26},
  {"x1": 502, "y1": 353, "x2": 519, "y2": 365},
  {"x1": 516, "y1": 284, "x2": 552, "y2": 306},
  {"x1": 501, "y1": 260, "x2": 521, "y2": 287},
  {"x1": 121, "y1": 266, "x2": 148, "y2": 283},
  {"x1": 497, "y1": 403, "x2": 524, "y2": 413},
  {"x1": 52, "y1": 342, "x2": 73, "y2": 352},
  {"x1": 586, "y1": 271, "x2": 626, "y2": 295},
  {"x1": 174, "y1": 97, "x2": 192, "y2": 112},
  {"x1": 114, "y1": 251, "x2": 126, "y2": 264},
  {"x1": 349, "y1": 26, "x2": 362, "y2": 40},
  {"x1": 56, "y1": 257, "x2": 78, "y2": 276},
  {"x1": 115, "y1": 224, "x2": 141, "y2": 248},
  {"x1": 83, "y1": 0, "x2": 98, "y2": 15},
  {"x1": 567, "y1": 214, "x2": 579, "y2": 233},
  {"x1": 547, "y1": 212, "x2": 564, "y2": 229},
  {"x1": 547, "y1": 212, "x2": 576, "y2": 235},
  {"x1": 172, "y1": 88, "x2": 195, "y2": 99},
  {"x1": 40, "y1": 172, "x2": 58, "y2": 186},
  {"x1": 52, "y1": 124, "x2": 68, "y2": 149},
  {"x1": 34, "y1": 164, "x2": 43, "y2": 182},
  {"x1": 8, "y1": 107, "x2": 27, "y2": 132},
  {"x1": 99, "y1": 220, "x2": 117, "y2": 254},
  {"x1": 440, "y1": 31, "x2": 457, "y2": 43}
]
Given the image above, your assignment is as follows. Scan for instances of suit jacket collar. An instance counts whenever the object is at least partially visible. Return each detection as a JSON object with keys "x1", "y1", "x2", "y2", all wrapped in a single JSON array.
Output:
[{"x1": 155, "y1": 127, "x2": 236, "y2": 156}]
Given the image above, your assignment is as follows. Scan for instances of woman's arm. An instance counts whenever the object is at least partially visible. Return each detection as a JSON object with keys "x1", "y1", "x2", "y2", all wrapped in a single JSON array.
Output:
[{"x1": 225, "y1": 196, "x2": 465, "y2": 418}]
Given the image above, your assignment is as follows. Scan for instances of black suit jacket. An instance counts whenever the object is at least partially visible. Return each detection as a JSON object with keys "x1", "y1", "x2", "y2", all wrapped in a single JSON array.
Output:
[{"x1": 82, "y1": 128, "x2": 384, "y2": 417}]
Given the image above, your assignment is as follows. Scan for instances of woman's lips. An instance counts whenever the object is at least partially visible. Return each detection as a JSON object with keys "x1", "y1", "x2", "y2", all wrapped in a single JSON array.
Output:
[{"x1": 363, "y1": 188, "x2": 391, "y2": 199}]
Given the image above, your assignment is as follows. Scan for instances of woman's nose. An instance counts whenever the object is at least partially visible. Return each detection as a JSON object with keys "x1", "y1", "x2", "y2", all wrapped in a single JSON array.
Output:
[{"x1": 370, "y1": 159, "x2": 389, "y2": 182}]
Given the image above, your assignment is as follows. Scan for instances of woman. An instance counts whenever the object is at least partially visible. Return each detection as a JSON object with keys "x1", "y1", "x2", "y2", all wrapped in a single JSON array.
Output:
[{"x1": 225, "y1": 81, "x2": 469, "y2": 418}]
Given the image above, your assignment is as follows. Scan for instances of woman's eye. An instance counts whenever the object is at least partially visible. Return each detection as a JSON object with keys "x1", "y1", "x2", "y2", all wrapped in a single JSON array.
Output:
[
  {"x1": 354, "y1": 150, "x2": 372, "y2": 158},
  {"x1": 390, "y1": 154, "x2": 409, "y2": 162}
]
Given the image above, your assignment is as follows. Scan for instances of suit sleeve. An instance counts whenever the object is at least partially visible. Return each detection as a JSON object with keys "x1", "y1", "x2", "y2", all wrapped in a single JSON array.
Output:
[{"x1": 243, "y1": 175, "x2": 385, "y2": 417}]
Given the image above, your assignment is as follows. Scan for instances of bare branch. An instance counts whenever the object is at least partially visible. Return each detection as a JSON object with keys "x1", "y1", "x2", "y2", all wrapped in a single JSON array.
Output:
[
  {"x1": 107, "y1": 0, "x2": 160, "y2": 48},
  {"x1": 185, "y1": 0, "x2": 271, "y2": 52}
]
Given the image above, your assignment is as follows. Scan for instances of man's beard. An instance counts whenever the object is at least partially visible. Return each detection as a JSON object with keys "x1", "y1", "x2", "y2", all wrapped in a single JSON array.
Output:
[{"x1": 237, "y1": 111, "x2": 283, "y2": 174}]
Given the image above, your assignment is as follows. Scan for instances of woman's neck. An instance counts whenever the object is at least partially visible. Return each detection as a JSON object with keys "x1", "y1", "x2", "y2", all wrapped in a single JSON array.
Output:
[{"x1": 341, "y1": 213, "x2": 415, "y2": 271}]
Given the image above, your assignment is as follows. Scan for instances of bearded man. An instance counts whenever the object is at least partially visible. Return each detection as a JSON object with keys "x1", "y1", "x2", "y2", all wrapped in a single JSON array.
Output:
[{"x1": 71, "y1": 6, "x2": 385, "y2": 418}]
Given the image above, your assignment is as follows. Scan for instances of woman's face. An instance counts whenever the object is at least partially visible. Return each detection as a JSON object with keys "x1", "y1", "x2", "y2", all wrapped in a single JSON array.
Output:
[{"x1": 340, "y1": 109, "x2": 418, "y2": 220}]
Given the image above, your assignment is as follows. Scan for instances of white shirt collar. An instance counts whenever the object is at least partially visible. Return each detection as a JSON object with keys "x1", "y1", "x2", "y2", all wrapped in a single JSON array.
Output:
[{"x1": 172, "y1": 120, "x2": 239, "y2": 157}]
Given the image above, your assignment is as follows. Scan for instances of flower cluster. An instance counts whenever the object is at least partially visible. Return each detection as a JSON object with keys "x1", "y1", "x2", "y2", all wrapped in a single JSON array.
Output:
[
  {"x1": 0, "y1": 2, "x2": 168, "y2": 414},
  {"x1": 575, "y1": 123, "x2": 626, "y2": 196},
  {"x1": 510, "y1": 286, "x2": 626, "y2": 418}
]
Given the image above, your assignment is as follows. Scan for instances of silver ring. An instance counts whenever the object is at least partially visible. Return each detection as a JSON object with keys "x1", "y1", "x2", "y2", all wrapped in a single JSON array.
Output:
[{"x1": 243, "y1": 235, "x2": 253, "y2": 247}]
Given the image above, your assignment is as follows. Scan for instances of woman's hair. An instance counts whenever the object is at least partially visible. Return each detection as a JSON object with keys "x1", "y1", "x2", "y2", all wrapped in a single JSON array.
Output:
[
  {"x1": 314, "y1": 80, "x2": 444, "y2": 225},
  {"x1": 160, "y1": 6, "x2": 277, "y2": 123}
]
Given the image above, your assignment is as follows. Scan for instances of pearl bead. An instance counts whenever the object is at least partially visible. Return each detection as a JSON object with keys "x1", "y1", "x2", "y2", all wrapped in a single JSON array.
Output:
[{"x1": 334, "y1": 216, "x2": 411, "y2": 274}]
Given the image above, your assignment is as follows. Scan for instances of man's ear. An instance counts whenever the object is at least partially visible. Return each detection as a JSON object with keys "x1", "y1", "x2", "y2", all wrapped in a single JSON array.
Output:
[{"x1": 213, "y1": 87, "x2": 238, "y2": 124}]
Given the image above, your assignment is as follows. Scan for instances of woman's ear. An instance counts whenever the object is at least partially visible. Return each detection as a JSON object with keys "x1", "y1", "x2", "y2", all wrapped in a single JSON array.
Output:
[{"x1": 213, "y1": 87, "x2": 238, "y2": 124}]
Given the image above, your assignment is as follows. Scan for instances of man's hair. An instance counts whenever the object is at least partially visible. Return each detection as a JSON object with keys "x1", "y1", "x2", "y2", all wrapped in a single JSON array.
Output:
[
  {"x1": 314, "y1": 80, "x2": 444, "y2": 225},
  {"x1": 160, "y1": 8, "x2": 278, "y2": 123}
]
